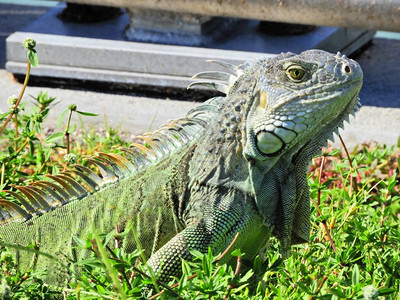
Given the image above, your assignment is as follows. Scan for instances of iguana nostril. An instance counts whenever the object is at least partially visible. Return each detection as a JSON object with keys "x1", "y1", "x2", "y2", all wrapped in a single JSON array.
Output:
[{"x1": 344, "y1": 65, "x2": 351, "y2": 74}]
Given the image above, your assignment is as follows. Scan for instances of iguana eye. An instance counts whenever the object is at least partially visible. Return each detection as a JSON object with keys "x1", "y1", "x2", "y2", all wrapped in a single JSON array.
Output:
[{"x1": 287, "y1": 67, "x2": 306, "y2": 82}]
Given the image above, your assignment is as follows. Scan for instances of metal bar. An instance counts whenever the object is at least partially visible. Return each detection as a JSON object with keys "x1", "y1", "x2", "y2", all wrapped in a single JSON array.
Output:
[{"x1": 64, "y1": 0, "x2": 400, "y2": 32}]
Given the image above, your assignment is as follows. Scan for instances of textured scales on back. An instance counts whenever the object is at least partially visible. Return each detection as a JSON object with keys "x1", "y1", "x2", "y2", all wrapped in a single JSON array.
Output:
[
  {"x1": 0, "y1": 50, "x2": 363, "y2": 289},
  {"x1": 0, "y1": 99, "x2": 220, "y2": 224}
]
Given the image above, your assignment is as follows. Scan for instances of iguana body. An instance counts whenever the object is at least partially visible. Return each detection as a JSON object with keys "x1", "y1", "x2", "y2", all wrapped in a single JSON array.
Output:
[{"x1": 0, "y1": 50, "x2": 363, "y2": 287}]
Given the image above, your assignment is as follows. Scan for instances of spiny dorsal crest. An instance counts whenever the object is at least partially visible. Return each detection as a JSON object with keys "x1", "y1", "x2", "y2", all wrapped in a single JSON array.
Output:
[
  {"x1": 0, "y1": 100, "x2": 221, "y2": 225},
  {"x1": 188, "y1": 59, "x2": 253, "y2": 95}
]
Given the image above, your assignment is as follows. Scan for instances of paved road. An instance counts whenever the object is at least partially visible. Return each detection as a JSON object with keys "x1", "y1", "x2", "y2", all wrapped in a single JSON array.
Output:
[{"x1": 0, "y1": 2, "x2": 399, "y2": 147}]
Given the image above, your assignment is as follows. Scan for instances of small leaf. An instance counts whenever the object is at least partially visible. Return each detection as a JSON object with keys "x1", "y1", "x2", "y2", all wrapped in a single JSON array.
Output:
[
  {"x1": 327, "y1": 288, "x2": 347, "y2": 298},
  {"x1": 57, "y1": 108, "x2": 69, "y2": 128},
  {"x1": 45, "y1": 132, "x2": 64, "y2": 143},
  {"x1": 231, "y1": 249, "x2": 243, "y2": 257},
  {"x1": 0, "y1": 112, "x2": 10, "y2": 120},
  {"x1": 296, "y1": 282, "x2": 312, "y2": 294},
  {"x1": 52, "y1": 165, "x2": 60, "y2": 174},
  {"x1": 239, "y1": 270, "x2": 254, "y2": 283},
  {"x1": 67, "y1": 123, "x2": 77, "y2": 134},
  {"x1": 378, "y1": 288, "x2": 398, "y2": 295},
  {"x1": 352, "y1": 264, "x2": 360, "y2": 285},
  {"x1": 44, "y1": 148, "x2": 52, "y2": 161},
  {"x1": 76, "y1": 110, "x2": 99, "y2": 117},
  {"x1": 315, "y1": 214, "x2": 329, "y2": 223},
  {"x1": 74, "y1": 259, "x2": 105, "y2": 269},
  {"x1": 397, "y1": 156, "x2": 400, "y2": 174},
  {"x1": 181, "y1": 260, "x2": 192, "y2": 277},
  {"x1": 300, "y1": 263, "x2": 308, "y2": 275},
  {"x1": 178, "y1": 273, "x2": 188, "y2": 293},
  {"x1": 189, "y1": 249, "x2": 204, "y2": 259},
  {"x1": 40, "y1": 108, "x2": 50, "y2": 119},
  {"x1": 27, "y1": 49, "x2": 39, "y2": 67},
  {"x1": 252, "y1": 255, "x2": 262, "y2": 273},
  {"x1": 269, "y1": 257, "x2": 284, "y2": 270},
  {"x1": 72, "y1": 235, "x2": 88, "y2": 248}
]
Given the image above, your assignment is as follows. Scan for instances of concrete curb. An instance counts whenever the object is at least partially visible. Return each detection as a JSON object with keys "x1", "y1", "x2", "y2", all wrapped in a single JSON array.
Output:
[{"x1": 6, "y1": 32, "x2": 267, "y2": 89}]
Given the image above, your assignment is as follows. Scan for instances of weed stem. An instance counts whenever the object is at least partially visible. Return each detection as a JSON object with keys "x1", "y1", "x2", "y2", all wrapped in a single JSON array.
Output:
[
  {"x1": 339, "y1": 134, "x2": 358, "y2": 194},
  {"x1": 14, "y1": 114, "x2": 18, "y2": 149},
  {"x1": 0, "y1": 163, "x2": 4, "y2": 186},
  {"x1": 311, "y1": 154, "x2": 338, "y2": 255},
  {"x1": 15, "y1": 138, "x2": 30, "y2": 155},
  {"x1": 0, "y1": 62, "x2": 31, "y2": 135},
  {"x1": 317, "y1": 156, "x2": 326, "y2": 207},
  {"x1": 65, "y1": 110, "x2": 73, "y2": 154},
  {"x1": 216, "y1": 232, "x2": 240, "y2": 262}
]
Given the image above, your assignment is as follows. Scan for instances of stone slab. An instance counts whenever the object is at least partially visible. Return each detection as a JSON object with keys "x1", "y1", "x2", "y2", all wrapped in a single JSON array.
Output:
[{"x1": 6, "y1": 32, "x2": 269, "y2": 89}]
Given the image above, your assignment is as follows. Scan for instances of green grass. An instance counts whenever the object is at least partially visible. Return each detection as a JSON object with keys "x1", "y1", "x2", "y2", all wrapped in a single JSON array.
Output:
[
  {"x1": 67, "y1": 144, "x2": 398, "y2": 300},
  {"x1": 0, "y1": 39, "x2": 398, "y2": 299},
  {"x1": 0, "y1": 94, "x2": 398, "y2": 299}
]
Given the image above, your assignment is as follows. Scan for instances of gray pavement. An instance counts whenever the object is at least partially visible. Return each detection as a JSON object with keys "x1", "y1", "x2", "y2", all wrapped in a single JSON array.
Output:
[{"x1": 0, "y1": 2, "x2": 399, "y2": 147}]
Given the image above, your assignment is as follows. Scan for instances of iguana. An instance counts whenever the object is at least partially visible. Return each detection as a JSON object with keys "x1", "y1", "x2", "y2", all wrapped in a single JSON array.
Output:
[{"x1": 0, "y1": 50, "x2": 362, "y2": 289}]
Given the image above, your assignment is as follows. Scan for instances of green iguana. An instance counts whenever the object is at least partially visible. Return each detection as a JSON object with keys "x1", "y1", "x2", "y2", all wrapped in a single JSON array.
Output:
[{"x1": 0, "y1": 50, "x2": 362, "y2": 288}]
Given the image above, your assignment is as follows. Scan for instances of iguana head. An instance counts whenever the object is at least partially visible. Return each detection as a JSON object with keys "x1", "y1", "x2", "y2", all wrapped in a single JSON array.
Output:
[
  {"x1": 190, "y1": 49, "x2": 362, "y2": 181},
  {"x1": 241, "y1": 49, "x2": 363, "y2": 163}
]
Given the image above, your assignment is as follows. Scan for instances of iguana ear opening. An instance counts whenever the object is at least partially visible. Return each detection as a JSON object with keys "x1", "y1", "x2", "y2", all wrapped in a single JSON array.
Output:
[{"x1": 259, "y1": 91, "x2": 268, "y2": 109}]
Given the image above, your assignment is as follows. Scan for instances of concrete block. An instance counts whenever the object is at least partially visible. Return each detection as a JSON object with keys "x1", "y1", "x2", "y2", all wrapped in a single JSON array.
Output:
[
  {"x1": 124, "y1": 7, "x2": 238, "y2": 46},
  {"x1": 127, "y1": 8, "x2": 212, "y2": 35}
]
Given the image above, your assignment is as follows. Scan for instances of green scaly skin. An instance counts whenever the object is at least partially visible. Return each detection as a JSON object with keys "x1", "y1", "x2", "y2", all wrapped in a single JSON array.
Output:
[{"x1": 0, "y1": 50, "x2": 363, "y2": 288}]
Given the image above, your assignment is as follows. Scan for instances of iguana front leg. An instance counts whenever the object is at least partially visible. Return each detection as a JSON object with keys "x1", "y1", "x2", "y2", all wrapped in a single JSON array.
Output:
[
  {"x1": 147, "y1": 224, "x2": 209, "y2": 282},
  {"x1": 147, "y1": 206, "x2": 268, "y2": 284}
]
